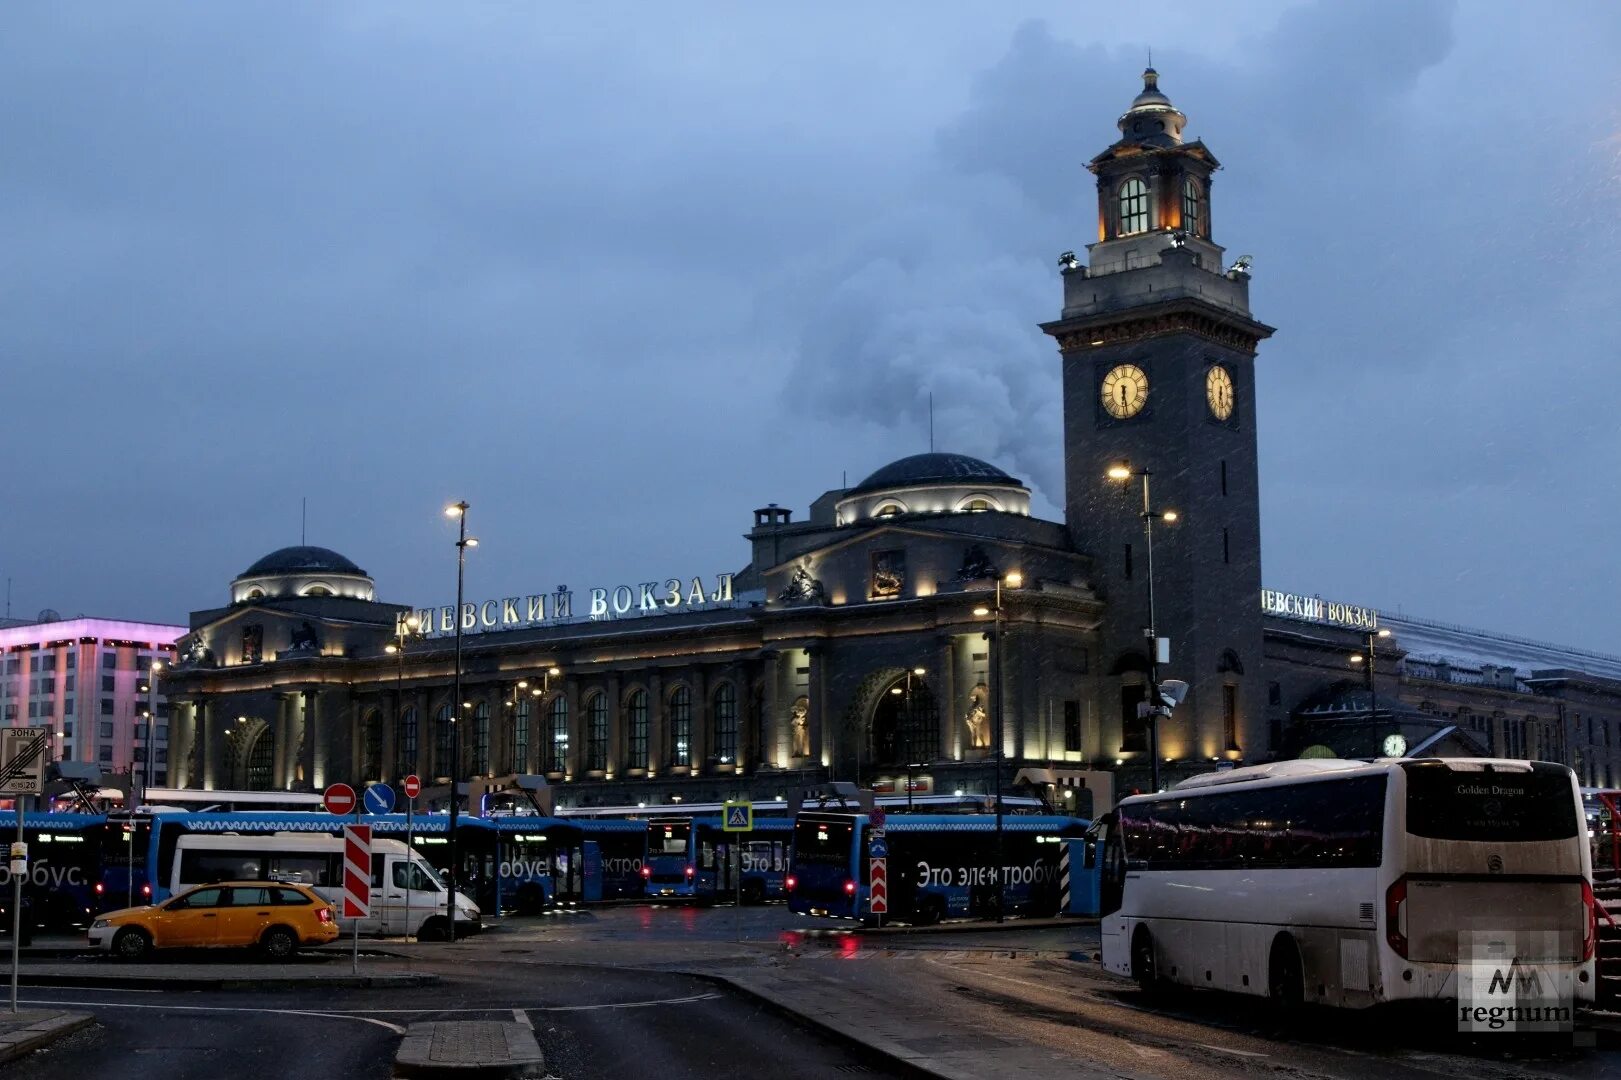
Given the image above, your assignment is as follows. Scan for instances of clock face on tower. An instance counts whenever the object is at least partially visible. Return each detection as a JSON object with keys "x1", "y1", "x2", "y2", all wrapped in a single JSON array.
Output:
[
  {"x1": 1100, "y1": 364, "x2": 1149, "y2": 419},
  {"x1": 1206, "y1": 365, "x2": 1235, "y2": 420}
]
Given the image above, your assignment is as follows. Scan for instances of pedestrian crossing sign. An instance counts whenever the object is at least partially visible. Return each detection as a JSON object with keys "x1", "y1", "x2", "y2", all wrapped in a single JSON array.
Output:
[{"x1": 722, "y1": 801, "x2": 753, "y2": 832}]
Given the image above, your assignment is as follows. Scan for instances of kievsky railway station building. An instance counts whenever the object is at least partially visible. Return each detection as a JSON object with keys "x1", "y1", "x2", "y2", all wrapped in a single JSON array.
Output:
[{"x1": 158, "y1": 72, "x2": 1621, "y2": 812}]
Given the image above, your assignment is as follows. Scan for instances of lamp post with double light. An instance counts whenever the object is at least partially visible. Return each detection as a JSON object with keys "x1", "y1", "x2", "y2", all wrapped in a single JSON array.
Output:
[
  {"x1": 443, "y1": 502, "x2": 477, "y2": 940},
  {"x1": 1349, "y1": 627, "x2": 1394, "y2": 728},
  {"x1": 137, "y1": 660, "x2": 164, "y2": 794},
  {"x1": 889, "y1": 666, "x2": 926, "y2": 811},
  {"x1": 385, "y1": 615, "x2": 422, "y2": 779},
  {"x1": 973, "y1": 570, "x2": 1021, "y2": 923},
  {"x1": 1106, "y1": 462, "x2": 1178, "y2": 793},
  {"x1": 518, "y1": 667, "x2": 561, "y2": 775}
]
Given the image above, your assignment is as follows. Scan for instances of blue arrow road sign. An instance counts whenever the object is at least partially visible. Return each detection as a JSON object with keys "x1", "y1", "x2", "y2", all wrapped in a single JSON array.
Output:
[
  {"x1": 363, "y1": 783, "x2": 396, "y2": 815},
  {"x1": 869, "y1": 837, "x2": 888, "y2": 858}
]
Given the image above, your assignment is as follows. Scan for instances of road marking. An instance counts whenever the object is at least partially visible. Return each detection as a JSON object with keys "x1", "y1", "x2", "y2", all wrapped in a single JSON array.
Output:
[
  {"x1": 513, "y1": 1007, "x2": 533, "y2": 1028},
  {"x1": 539, "y1": 992, "x2": 722, "y2": 1012},
  {"x1": 18, "y1": 998, "x2": 408, "y2": 1035},
  {"x1": 1195, "y1": 1043, "x2": 1269, "y2": 1059}
]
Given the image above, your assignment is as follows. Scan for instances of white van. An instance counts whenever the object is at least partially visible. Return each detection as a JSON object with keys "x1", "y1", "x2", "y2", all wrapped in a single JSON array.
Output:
[{"x1": 171, "y1": 833, "x2": 481, "y2": 940}]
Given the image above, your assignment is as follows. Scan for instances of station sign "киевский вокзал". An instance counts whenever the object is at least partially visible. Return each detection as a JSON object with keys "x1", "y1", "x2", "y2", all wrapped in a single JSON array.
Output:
[{"x1": 402, "y1": 573, "x2": 737, "y2": 637}]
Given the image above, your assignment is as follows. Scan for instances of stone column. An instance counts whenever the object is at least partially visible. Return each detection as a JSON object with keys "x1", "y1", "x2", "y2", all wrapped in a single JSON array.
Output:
[
  {"x1": 200, "y1": 698, "x2": 221, "y2": 790},
  {"x1": 806, "y1": 649, "x2": 826, "y2": 773},
  {"x1": 171, "y1": 700, "x2": 196, "y2": 788},
  {"x1": 937, "y1": 636, "x2": 957, "y2": 763},
  {"x1": 762, "y1": 653, "x2": 782, "y2": 769},
  {"x1": 299, "y1": 689, "x2": 319, "y2": 791},
  {"x1": 271, "y1": 695, "x2": 289, "y2": 789}
]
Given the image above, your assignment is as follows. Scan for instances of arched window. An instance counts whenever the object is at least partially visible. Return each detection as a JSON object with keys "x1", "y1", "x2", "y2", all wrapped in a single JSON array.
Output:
[
  {"x1": 246, "y1": 588, "x2": 265, "y2": 601},
  {"x1": 434, "y1": 704, "x2": 453, "y2": 777},
  {"x1": 669, "y1": 686, "x2": 692, "y2": 767},
  {"x1": 361, "y1": 708, "x2": 383, "y2": 780},
  {"x1": 626, "y1": 690, "x2": 649, "y2": 770},
  {"x1": 874, "y1": 502, "x2": 905, "y2": 518},
  {"x1": 513, "y1": 698, "x2": 531, "y2": 773},
  {"x1": 1119, "y1": 177, "x2": 1149, "y2": 236},
  {"x1": 713, "y1": 683, "x2": 738, "y2": 765},
  {"x1": 396, "y1": 706, "x2": 418, "y2": 778},
  {"x1": 547, "y1": 696, "x2": 568, "y2": 774},
  {"x1": 471, "y1": 702, "x2": 490, "y2": 775},
  {"x1": 1181, "y1": 176, "x2": 1203, "y2": 236},
  {"x1": 303, "y1": 584, "x2": 333, "y2": 597},
  {"x1": 586, "y1": 694, "x2": 608, "y2": 771},
  {"x1": 245, "y1": 731, "x2": 274, "y2": 790}
]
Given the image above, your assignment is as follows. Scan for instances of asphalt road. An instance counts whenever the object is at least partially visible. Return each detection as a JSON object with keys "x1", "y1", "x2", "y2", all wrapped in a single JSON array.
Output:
[{"x1": 6, "y1": 962, "x2": 910, "y2": 1080}]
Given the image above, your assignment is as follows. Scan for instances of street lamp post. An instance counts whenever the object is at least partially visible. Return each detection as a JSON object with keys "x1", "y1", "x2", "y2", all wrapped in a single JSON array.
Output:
[
  {"x1": 138, "y1": 660, "x2": 163, "y2": 794},
  {"x1": 1107, "y1": 463, "x2": 1178, "y2": 793},
  {"x1": 443, "y1": 501, "x2": 476, "y2": 940},
  {"x1": 974, "y1": 571, "x2": 1021, "y2": 923},
  {"x1": 385, "y1": 615, "x2": 422, "y2": 779},
  {"x1": 897, "y1": 666, "x2": 926, "y2": 811},
  {"x1": 1349, "y1": 627, "x2": 1394, "y2": 725},
  {"x1": 523, "y1": 667, "x2": 561, "y2": 774}
]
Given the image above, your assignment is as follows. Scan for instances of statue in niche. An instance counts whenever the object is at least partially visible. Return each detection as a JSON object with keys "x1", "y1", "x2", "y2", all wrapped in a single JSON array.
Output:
[
  {"x1": 790, "y1": 695, "x2": 811, "y2": 758},
  {"x1": 777, "y1": 562, "x2": 826, "y2": 604},
  {"x1": 180, "y1": 633, "x2": 214, "y2": 668},
  {"x1": 965, "y1": 683, "x2": 990, "y2": 748},
  {"x1": 955, "y1": 545, "x2": 1000, "y2": 582},
  {"x1": 241, "y1": 624, "x2": 263, "y2": 665},
  {"x1": 870, "y1": 550, "x2": 905, "y2": 599},
  {"x1": 288, "y1": 621, "x2": 319, "y2": 652}
]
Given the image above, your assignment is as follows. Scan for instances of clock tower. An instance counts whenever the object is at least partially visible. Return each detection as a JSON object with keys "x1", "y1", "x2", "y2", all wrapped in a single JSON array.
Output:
[{"x1": 1041, "y1": 69, "x2": 1275, "y2": 778}]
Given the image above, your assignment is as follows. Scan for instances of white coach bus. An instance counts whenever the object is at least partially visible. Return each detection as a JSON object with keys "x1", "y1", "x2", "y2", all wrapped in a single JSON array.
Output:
[{"x1": 1100, "y1": 758, "x2": 1595, "y2": 1009}]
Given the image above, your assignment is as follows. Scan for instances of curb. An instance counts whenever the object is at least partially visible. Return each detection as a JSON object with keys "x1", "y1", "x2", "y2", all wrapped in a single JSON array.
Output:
[
  {"x1": 17, "y1": 972, "x2": 440, "y2": 990},
  {"x1": 0, "y1": 1013, "x2": 94, "y2": 1065},
  {"x1": 687, "y1": 970, "x2": 953, "y2": 1080},
  {"x1": 825, "y1": 916, "x2": 1098, "y2": 938}
]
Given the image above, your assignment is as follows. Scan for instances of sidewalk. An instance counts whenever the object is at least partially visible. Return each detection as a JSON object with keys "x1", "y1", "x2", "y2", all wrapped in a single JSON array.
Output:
[
  {"x1": 395, "y1": 1020, "x2": 545, "y2": 1078},
  {"x1": 16, "y1": 960, "x2": 439, "y2": 990},
  {"x1": 0, "y1": 1009, "x2": 94, "y2": 1066},
  {"x1": 696, "y1": 961, "x2": 1115, "y2": 1080}
]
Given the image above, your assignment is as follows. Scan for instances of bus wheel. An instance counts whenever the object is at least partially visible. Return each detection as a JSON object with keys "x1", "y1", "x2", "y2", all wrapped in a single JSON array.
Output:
[
  {"x1": 113, "y1": 927, "x2": 151, "y2": 962},
  {"x1": 515, "y1": 885, "x2": 545, "y2": 916},
  {"x1": 1130, "y1": 926, "x2": 1159, "y2": 994},
  {"x1": 1268, "y1": 935, "x2": 1306, "y2": 1019},
  {"x1": 741, "y1": 880, "x2": 765, "y2": 906},
  {"x1": 914, "y1": 898, "x2": 943, "y2": 927}
]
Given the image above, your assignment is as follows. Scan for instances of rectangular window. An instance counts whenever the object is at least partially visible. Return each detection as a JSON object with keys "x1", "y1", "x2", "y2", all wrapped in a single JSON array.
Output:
[
  {"x1": 157, "y1": 724, "x2": 168, "y2": 741},
  {"x1": 63, "y1": 721, "x2": 73, "y2": 737},
  {"x1": 26, "y1": 702, "x2": 37, "y2": 719},
  {"x1": 136, "y1": 654, "x2": 151, "y2": 672},
  {"x1": 64, "y1": 675, "x2": 74, "y2": 693},
  {"x1": 102, "y1": 652, "x2": 116, "y2": 670},
  {"x1": 133, "y1": 747, "x2": 146, "y2": 762},
  {"x1": 4, "y1": 658, "x2": 17, "y2": 675},
  {"x1": 1063, "y1": 700, "x2": 1082, "y2": 753},
  {"x1": 1124, "y1": 543, "x2": 1133, "y2": 581},
  {"x1": 28, "y1": 656, "x2": 39, "y2": 673},
  {"x1": 1268, "y1": 681, "x2": 1282, "y2": 706},
  {"x1": 1404, "y1": 761, "x2": 1578, "y2": 841},
  {"x1": 97, "y1": 745, "x2": 113, "y2": 763},
  {"x1": 39, "y1": 654, "x2": 55, "y2": 672},
  {"x1": 1220, "y1": 460, "x2": 1228, "y2": 496},
  {"x1": 101, "y1": 699, "x2": 113, "y2": 715},
  {"x1": 1222, "y1": 685, "x2": 1238, "y2": 750},
  {"x1": 100, "y1": 721, "x2": 114, "y2": 738},
  {"x1": 62, "y1": 698, "x2": 73, "y2": 716},
  {"x1": 3, "y1": 705, "x2": 14, "y2": 721},
  {"x1": 1222, "y1": 528, "x2": 1231, "y2": 564},
  {"x1": 65, "y1": 652, "x2": 75, "y2": 670},
  {"x1": 101, "y1": 675, "x2": 115, "y2": 693}
]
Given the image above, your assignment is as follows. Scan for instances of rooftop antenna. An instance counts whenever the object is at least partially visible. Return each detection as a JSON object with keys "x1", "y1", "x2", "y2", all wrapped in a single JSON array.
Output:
[
  {"x1": 1147, "y1": 46, "x2": 1153, "y2": 68},
  {"x1": 928, "y1": 392, "x2": 935, "y2": 453},
  {"x1": 4, "y1": 578, "x2": 9, "y2": 619},
  {"x1": 301, "y1": 497, "x2": 307, "y2": 545}
]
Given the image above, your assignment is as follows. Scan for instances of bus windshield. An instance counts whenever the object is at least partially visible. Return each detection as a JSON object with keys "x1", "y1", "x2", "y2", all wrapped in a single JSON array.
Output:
[
  {"x1": 1404, "y1": 761, "x2": 1579, "y2": 842},
  {"x1": 792, "y1": 818, "x2": 853, "y2": 866}
]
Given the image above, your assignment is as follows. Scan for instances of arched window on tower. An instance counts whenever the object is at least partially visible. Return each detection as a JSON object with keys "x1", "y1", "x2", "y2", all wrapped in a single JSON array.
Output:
[
  {"x1": 472, "y1": 702, "x2": 490, "y2": 775},
  {"x1": 669, "y1": 686, "x2": 692, "y2": 767},
  {"x1": 434, "y1": 704, "x2": 453, "y2": 777},
  {"x1": 513, "y1": 697, "x2": 531, "y2": 773},
  {"x1": 1181, "y1": 176, "x2": 1203, "y2": 236},
  {"x1": 1119, "y1": 178, "x2": 1149, "y2": 236},
  {"x1": 396, "y1": 706, "x2": 418, "y2": 778},
  {"x1": 546, "y1": 696, "x2": 568, "y2": 774},
  {"x1": 586, "y1": 694, "x2": 608, "y2": 772}
]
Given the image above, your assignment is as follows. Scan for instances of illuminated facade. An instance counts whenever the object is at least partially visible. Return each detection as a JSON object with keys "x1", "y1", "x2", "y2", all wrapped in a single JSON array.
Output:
[{"x1": 0, "y1": 616, "x2": 184, "y2": 784}]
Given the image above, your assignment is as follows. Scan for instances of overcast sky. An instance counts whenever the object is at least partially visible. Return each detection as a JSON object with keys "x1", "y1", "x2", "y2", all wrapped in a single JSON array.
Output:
[{"x1": 3, "y1": 2, "x2": 1619, "y2": 651}]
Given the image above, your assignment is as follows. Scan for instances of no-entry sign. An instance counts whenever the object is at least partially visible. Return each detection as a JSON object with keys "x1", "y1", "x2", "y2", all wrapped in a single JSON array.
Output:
[
  {"x1": 402, "y1": 774, "x2": 421, "y2": 801},
  {"x1": 323, "y1": 783, "x2": 357, "y2": 816}
]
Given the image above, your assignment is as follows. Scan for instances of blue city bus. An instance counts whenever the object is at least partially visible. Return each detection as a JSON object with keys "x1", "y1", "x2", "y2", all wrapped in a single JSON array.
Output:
[
  {"x1": 788, "y1": 812, "x2": 1088, "y2": 925},
  {"x1": 486, "y1": 817, "x2": 648, "y2": 912},
  {"x1": 0, "y1": 813, "x2": 105, "y2": 932},
  {"x1": 641, "y1": 816, "x2": 792, "y2": 903}
]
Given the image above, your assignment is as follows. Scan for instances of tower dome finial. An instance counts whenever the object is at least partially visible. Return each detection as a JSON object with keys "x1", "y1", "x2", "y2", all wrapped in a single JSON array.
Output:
[{"x1": 1117, "y1": 65, "x2": 1185, "y2": 147}]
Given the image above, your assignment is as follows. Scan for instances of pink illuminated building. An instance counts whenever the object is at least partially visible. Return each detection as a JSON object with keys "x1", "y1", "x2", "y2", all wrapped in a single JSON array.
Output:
[{"x1": 0, "y1": 616, "x2": 186, "y2": 785}]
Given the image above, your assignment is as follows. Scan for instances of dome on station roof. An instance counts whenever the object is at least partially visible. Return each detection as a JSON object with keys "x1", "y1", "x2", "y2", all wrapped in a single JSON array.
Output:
[
  {"x1": 237, "y1": 545, "x2": 367, "y2": 580},
  {"x1": 849, "y1": 453, "x2": 1020, "y2": 495}
]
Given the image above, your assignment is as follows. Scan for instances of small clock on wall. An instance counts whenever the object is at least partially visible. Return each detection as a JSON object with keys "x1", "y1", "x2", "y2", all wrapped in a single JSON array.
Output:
[
  {"x1": 1206, "y1": 364, "x2": 1235, "y2": 421},
  {"x1": 1383, "y1": 733, "x2": 1407, "y2": 758},
  {"x1": 1100, "y1": 363, "x2": 1149, "y2": 420}
]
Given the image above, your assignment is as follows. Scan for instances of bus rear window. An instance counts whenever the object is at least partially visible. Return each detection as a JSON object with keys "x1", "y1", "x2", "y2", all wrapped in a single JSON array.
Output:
[
  {"x1": 792, "y1": 819, "x2": 853, "y2": 865},
  {"x1": 1404, "y1": 762, "x2": 1578, "y2": 841}
]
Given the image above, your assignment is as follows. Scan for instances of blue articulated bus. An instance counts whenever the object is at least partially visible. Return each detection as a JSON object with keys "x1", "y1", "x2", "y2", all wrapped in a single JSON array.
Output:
[
  {"x1": 489, "y1": 817, "x2": 648, "y2": 911},
  {"x1": 788, "y1": 812, "x2": 1088, "y2": 925},
  {"x1": 0, "y1": 813, "x2": 105, "y2": 933},
  {"x1": 641, "y1": 816, "x2": 792, "y2": 904}
]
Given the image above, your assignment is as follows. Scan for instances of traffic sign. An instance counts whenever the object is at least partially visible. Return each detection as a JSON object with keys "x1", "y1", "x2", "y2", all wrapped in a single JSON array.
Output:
[
  {"x1": 323, "y1": 783, "x2": 357, "y2": 816},
  {"x1": 722, "y1": 800, "x2": 753, "y2": 832},
  {"x1": 869, "y1": 857, "x2": 888, "y2": 914},
  {"x1": 402, "y1": 774, "x2": 422, "y2": 801},
  {"x1": 363, "y1": 783, "x2": 396, "y2": 815},
  {"x1": 869, "y1": 805, "x2": 886, "y2": 829},
  {"x1": 0, "y1": 728, "x2": 48, "y2": 796},
  {"x1": 868, "y1": 836, "x2": 888, "y2": 859},
  {"x1": 342, "y1": 825, "x2": 371, "y2": 918}
]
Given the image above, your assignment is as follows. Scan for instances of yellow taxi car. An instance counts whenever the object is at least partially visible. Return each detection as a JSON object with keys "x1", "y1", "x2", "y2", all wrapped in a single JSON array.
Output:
[{"x1": 88, "y1": 881, "x2": 340, "y2": 960}]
